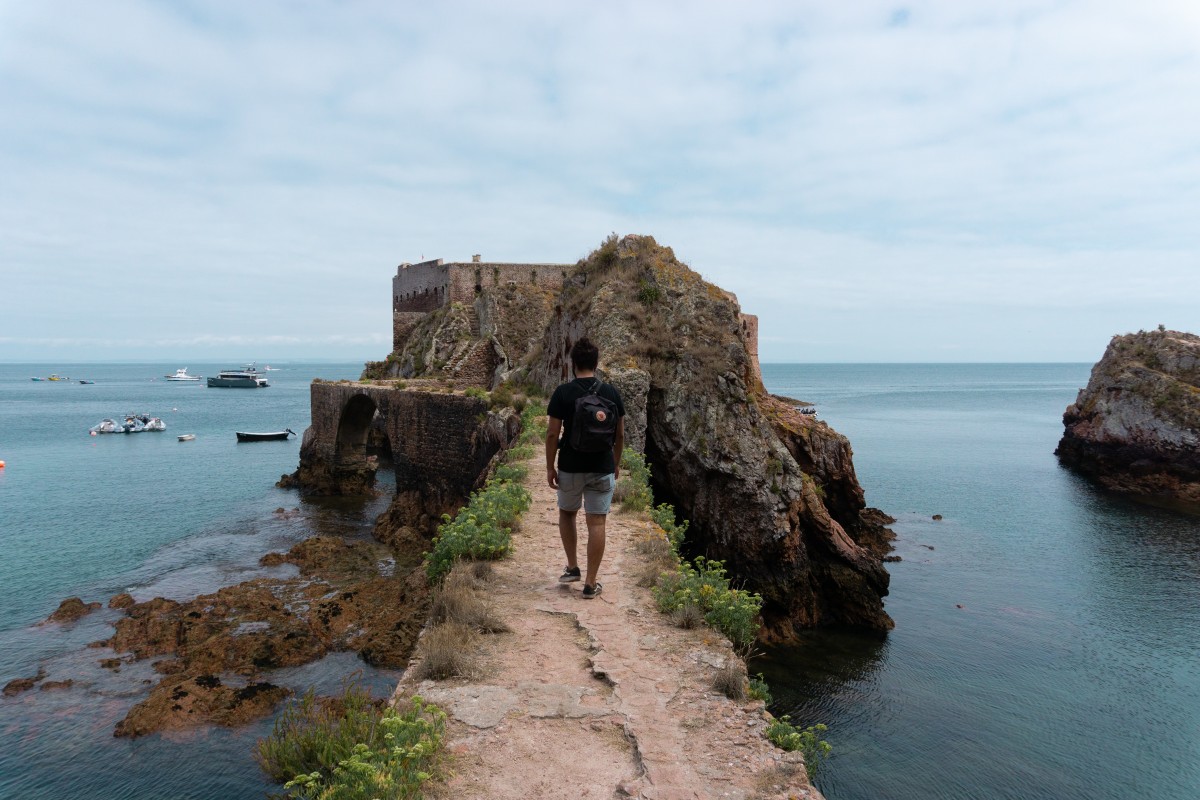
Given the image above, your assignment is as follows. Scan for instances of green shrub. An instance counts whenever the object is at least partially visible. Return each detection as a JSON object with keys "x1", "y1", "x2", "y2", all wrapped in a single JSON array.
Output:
[
  {"x1": 493, "y1": 462, "x2": 528, "y2": 482},
  {"x1": 637, "y1": 279, "x2": 662, "y2": 305},
  {"x1": 281, "y1": 696, "x2": 447, "y2": 800},
  {"x1": 748, "y1": 673, "x2": 772, "y2": 705},
  {"x1": 255, "y1": 683, "x2": 385, "y2": 784},
  {"x1": 616, "y1": 450, "x2": 653, "y2": 512},
  {"x1": 518, "y1": 404, "x2": 548, "y2": 445},
  {"x1": 255, "y1": 684, "x2": 446, "y2": 799},
  {"x1": 490, "y1": 382, "x2": 515, "y2": 409},
  {"x1": 505, "y1": 444, "x2": 535, "y2": 462},
  {"x1": 464, "y1": 387, "x2": 488, "y2": 400},
  {"x1": 764, "y1": 718, "x2": 831, "y2": 779},
  {"x1": 652, "y1": 556, "x2": 762, "y2": 648},
  {"x1": 649, "y1": 503, "x2": 688, "y2": 553},
  {"x1": 424, "y1": 479, "x2": 531, "y2": 581}
]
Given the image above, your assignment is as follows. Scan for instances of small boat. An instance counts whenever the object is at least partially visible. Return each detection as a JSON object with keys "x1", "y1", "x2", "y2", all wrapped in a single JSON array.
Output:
[
  {"x1": 178, "y1": 434, "x2": 196, "y2": 442},
  {"x1": 47, "y1": 374, "x2": 69, "y2": 381},
  {"x1": 31, "y1": 377, "x2": 44, "y2": 381},
  {"x1": 90, "y1": 418, "x2": 123, "y2": 434},
  {"x1": 236, "y1": 428, "x2": 296, "y2": 442},
  {"x1": 90, "y1": 415, "x2": 166, "y2": 434},
  {"x1": 79, "y1": 380, "x2": 95, "y2": 385},
  {"x1": 165, "y1": 368, "x2": 202, "y2": 382},
  {"x1": 208, "y1": 365, "x2": 269, "y2": 388},
  {"x1": 263, "y1": 365, "x2": 281, "y2": 371}
]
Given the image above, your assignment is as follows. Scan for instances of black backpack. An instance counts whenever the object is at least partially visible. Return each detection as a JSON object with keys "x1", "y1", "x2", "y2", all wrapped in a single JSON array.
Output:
[{"x1": 570, "y1": 380, "x2": 619, "y2": 453}]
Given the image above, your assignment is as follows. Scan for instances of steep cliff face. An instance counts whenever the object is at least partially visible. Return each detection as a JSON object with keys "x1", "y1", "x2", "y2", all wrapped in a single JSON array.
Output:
[
  {"x1": 368, "y1": 283, "x2": 558, "y2": 388},
  {"x1": 1057, "y1": 329, "x2": 1200, "y2": 505},
  {"x1": 527, "y1": 235, "x2": 893, "y2": 637}
]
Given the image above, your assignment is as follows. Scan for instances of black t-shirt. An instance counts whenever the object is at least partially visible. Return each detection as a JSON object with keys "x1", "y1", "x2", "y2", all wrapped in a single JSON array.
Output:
[{"x1": 547, "y1": 378, "x2": 626, "y2": 474}]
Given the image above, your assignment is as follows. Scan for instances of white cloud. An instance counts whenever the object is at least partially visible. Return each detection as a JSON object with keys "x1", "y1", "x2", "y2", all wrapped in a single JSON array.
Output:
[{"x1": 1, "y1": 0, "x2": 1198, "y2": 361}]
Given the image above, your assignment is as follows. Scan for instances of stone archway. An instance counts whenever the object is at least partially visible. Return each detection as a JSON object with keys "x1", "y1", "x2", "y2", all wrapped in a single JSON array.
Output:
[{"x1": 335, "y1": 393, "x2": 380, "y2": 471}]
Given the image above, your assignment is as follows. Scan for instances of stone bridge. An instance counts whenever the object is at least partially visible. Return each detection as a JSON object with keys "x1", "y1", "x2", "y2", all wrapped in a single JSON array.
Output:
[{"x1": 292, "y1": 381, "x2": 521, "y2": 530}]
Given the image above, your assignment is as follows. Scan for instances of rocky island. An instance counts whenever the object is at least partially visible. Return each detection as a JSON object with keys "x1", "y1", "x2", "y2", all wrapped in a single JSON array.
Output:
[
  {"x1": 357, "y1": 233, "x2": 895, "y2": 637},
  {"x1": 1057, "y1": 328, "x2": 1200, "y2": 506}
]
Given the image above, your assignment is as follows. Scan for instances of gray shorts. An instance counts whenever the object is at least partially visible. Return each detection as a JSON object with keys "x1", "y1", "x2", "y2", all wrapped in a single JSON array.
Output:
[{"x1": 557, "y1": 471, "x2": 616, "y2": 515}]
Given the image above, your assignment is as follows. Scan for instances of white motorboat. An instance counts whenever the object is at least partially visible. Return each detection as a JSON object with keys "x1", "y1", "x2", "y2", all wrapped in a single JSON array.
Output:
[
  {"x1": 90, "y1": 418, "x2": 122, "y2": 434},
  {"x1": 165, "y1": 368, "x2": 202, "y2": 382},
  {"x1": 90, "y1": 415, "x2": 166, "y2": 434},
  {"x1": 178, "y1": 434, "x2": 195, "y2": 442}
]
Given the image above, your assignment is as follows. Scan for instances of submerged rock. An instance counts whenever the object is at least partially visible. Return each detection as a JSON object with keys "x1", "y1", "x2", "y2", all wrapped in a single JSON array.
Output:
[
  {"x1": 44, "y1": 597, "x2": 101, "y2": 624},
  {"x1": 1057, "y1": 329, "x2": 1200, "y2": 505},
  {"x1": 3, "y1": 669, "x2": 45, "y2": 696}
]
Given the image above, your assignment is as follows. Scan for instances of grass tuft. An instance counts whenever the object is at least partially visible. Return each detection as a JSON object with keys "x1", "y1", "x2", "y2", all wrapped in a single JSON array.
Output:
[
  {"x1": 430, "y1": 563, "x2": 509, "y2": 633},
  {"x1": 414, "y1": 622, "x2": 480, "y2": 680},
  {"x1": 712, "y1": 660, "x2": 747, "y2": 701}
]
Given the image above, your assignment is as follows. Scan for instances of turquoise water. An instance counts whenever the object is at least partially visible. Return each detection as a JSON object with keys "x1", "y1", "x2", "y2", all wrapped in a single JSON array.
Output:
[
  {"x1": 0, "y1": 362, "x2": 401, "y2": 799},
  {"x1": 3, "y1": 363, "x2": 1197, "y2": 799},
  {"x1": 757, "y1": 363, "x2": 1200, "y2": 800}
]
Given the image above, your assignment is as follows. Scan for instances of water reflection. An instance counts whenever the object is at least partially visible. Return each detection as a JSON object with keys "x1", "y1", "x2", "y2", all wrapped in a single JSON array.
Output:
[{"x1": 752, "y1": 629, "x2": 889, "y2": 713}]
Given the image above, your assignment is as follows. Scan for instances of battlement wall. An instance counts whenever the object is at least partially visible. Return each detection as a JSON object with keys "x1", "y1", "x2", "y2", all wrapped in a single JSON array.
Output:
[{"x1": 393, "y1": 258, "x2": 570, "y2": 313}]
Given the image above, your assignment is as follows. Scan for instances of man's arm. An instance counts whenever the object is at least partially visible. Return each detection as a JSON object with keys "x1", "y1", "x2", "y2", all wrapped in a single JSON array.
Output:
[
  {"x1": 612, "y1": 417, "x2": 625, "y2": 480},
  {"x1": 545, "y1": 417, "x2": 563, "y2": 489}
]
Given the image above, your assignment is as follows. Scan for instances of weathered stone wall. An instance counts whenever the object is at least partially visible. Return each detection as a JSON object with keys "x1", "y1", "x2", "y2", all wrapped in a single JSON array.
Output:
[
  {"x1": 393, "y1": 260, "x2": 451, "y2": 312},
  {"x1": 446, "y1": 262, "x2": 571, "y2": 305},
  {"x1": 392, "y1": 258, "x2": 571, "y2": 343},
  {"x1": 296, "y1": 382, "x2": 519, "y2": 526}
]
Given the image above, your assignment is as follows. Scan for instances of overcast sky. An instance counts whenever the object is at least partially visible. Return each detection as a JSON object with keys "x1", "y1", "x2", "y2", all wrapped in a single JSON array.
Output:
[{"x1": 2, "y1": 1, "x2": 1198, "y2": 363}]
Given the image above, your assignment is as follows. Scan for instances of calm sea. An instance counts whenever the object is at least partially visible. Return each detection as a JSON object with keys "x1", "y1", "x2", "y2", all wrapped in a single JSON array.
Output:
[
  {"x1": 756, "y1": 363, "x2": 1200, "y2": 800},
  {"x1": 2, "y1": 363, "x2": 1197, "y2": 800},
  {"x1": 0, "y1": 362, "x2": 401, "y2": 800}
]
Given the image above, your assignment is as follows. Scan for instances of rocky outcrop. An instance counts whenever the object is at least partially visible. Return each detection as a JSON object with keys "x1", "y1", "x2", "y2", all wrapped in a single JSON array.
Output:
[
  {"x1": 525, "y1": 235, "x2": 893, "y2": 637},
  {"x1": 1057, "y1": 329, "x2": 1200, "y2": 505},
  {"x1": 100, "y1": 536, "x2": 431, "y2": 737},
  {"x1": 44, "y1": 596, "x2": 102, "y2": 624}
]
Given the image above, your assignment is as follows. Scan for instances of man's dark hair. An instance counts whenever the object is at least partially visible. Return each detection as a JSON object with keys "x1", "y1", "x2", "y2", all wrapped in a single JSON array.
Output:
[{"x1": 570, "y1": 337, "x2": 600, "y2": 372}]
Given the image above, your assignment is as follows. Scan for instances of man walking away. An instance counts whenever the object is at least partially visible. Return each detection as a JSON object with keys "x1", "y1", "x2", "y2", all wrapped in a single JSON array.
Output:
[{"x1": 545, "y1": 337, "x2": 625, "y2": 599}]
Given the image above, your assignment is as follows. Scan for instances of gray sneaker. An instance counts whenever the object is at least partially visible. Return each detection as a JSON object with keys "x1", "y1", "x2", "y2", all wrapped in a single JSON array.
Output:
[{"x1": 558, "y1": 566, "x2": 581, "y2": 583}]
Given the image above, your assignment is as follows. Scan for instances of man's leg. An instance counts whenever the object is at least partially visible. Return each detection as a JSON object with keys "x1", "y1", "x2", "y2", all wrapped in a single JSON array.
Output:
[
  {"x1": 584, "y1": 512, "x2": 607, "y2": 587},
  {"x1": 559, "y1": 509, "x2": 579, "y2": 570}
]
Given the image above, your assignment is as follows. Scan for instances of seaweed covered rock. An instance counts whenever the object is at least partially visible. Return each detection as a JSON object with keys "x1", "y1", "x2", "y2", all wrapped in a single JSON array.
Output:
[
  {"x1": 101, "y1": 537, "x2": 430, "y2": 737},
  {"x1": 529, "y1": 235, "x2": 893, "y2": 638},
  {"x1": 1057, "y1": 329, "x2": 1200, "y2": 505}
]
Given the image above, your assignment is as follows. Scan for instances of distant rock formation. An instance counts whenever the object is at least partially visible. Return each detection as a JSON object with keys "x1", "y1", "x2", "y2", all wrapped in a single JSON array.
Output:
[
  {"x1": 524, "y1": 235, "x2": 894, "y2": 637},
  {"x1": 1057, "y1": 329, "x2": 1200, "y2": 505}
]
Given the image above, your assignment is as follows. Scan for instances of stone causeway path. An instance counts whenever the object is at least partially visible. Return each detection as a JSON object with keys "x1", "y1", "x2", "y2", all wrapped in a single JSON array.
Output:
[{"x1": 393, "y1": 452, "x2": 821, "y2": 800}]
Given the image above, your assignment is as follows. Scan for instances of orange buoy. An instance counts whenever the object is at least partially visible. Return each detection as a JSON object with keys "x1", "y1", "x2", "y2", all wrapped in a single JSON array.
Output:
[{"x1": 0, "y1": 460, "x2": 6, "y2": 468}]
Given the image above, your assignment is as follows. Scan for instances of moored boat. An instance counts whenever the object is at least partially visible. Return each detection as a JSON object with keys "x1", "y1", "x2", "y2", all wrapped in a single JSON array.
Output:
[
  {"x1": 47, "y1": 374, "x2": 69, "y2": 381},
  {"x1": 178, "y1": 434, "x2": 195, "y2": 442},
  {"x1": 235, "y1": 428, "x2": 295, "y2": 442},
  {"x1": 79, "y1": 380, "x2": 95, "y2": 385},
  {"x1": 165, "y1": 368, "x2": 202, "y2": 382},
  {"x1": 207, "y1": 365, "x2": 269, "y2": 388},
  {"x1": 89, "y1": 418, "x2": 123, "y2": 435}
]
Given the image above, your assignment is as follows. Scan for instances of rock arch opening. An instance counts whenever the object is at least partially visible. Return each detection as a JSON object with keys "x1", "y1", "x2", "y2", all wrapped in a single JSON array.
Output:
[{"x1": 335, "y1": 394, "x2": 381, "y2": 470}]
